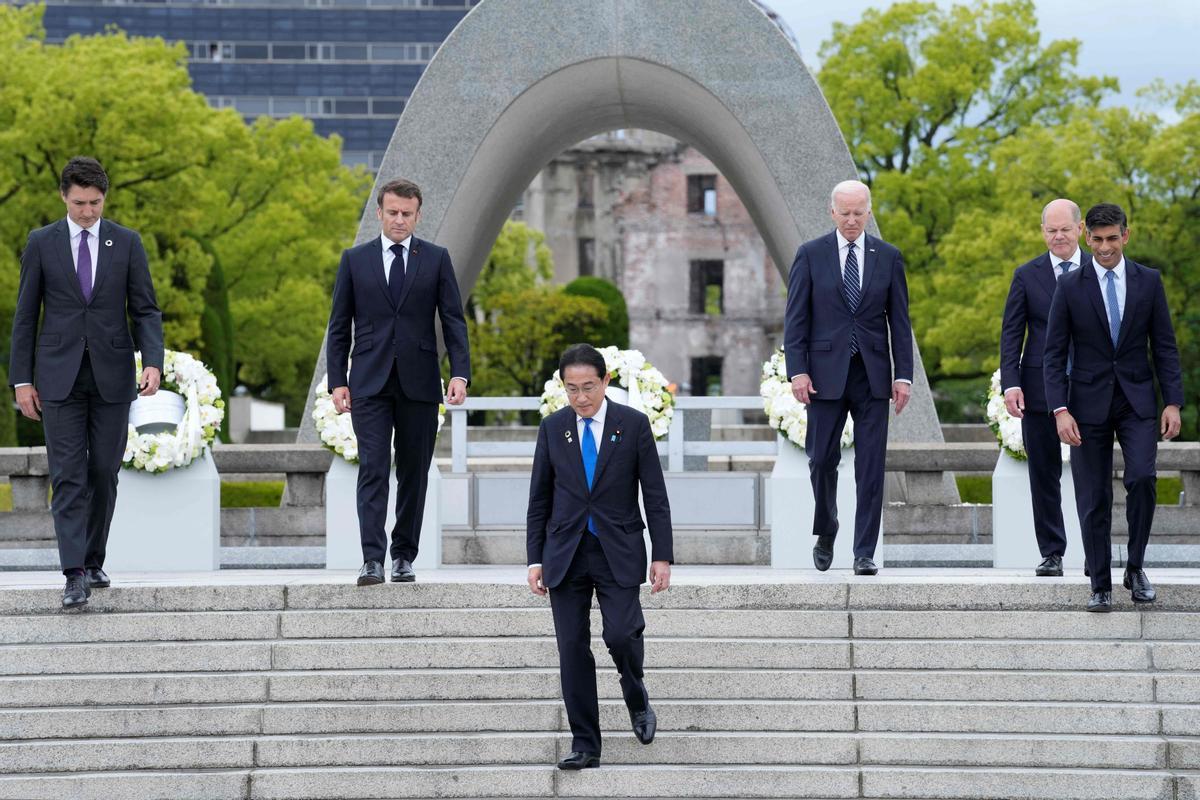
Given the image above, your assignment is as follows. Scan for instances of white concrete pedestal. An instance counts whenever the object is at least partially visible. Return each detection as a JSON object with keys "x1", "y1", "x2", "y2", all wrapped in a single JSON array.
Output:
[
  {"x1": 770, "y1": 437, "x2": 878, "y2": 569},
  {"x1": 325, "y1": 458, "x2": 442, "y2": 571},
  {"x1": 107, "y1": 450, "x2": 220, "y2": 571},
  {"x1": 992, "y1": 448, "x2": 1084, "y2": 570}
]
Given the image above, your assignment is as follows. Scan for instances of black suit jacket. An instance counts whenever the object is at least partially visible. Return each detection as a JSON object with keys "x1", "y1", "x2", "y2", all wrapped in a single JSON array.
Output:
[
  {"x1": 526, "y1": 403, "x2": 673, "y2": 589},
  {"x1": 784, "y1": 231, "x2": 913, "y2": 399},
  {"x1": 326, "y1": 235, "x2": 470, "y2": 403},
  {"x1": 1044, "y1": 259, "x2": 1184, "y2": 424},
  {"x1": 9, "y1": 218, "x2": 163, "y2": 403},
  {"x1": 1000, "y1": 251, "x2": 1093, "y2": 414}
]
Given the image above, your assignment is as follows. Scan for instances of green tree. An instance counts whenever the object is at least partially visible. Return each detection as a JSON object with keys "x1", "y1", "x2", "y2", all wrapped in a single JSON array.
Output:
[
  {"x1": 563, "y1": 276, "x2": 630, "y2": 349},
  {"x1": 467, "y1": 220, "x2": 553, "y2": 320}
]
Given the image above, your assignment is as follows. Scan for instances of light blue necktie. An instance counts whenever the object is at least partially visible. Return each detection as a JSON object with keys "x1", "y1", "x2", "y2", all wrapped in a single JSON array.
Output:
[
  {"x1": 1104, "y1": 271, "x2": 1121, "y2": 346},
  {"x1": 581, "y1": 418, "x2": 598, "y2": 536}
]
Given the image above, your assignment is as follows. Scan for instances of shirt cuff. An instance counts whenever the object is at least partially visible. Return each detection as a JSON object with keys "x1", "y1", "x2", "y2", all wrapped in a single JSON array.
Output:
[
  {"x1": 1053, "y1": 407, "x2": 1068, "y2": 416},
  {"x1": 894, "y1": 379, "x2": 912, "y2": 385},
  {"x1": 13, "y1": 383, "x2": 31, "y2": 388},
  {"x1": 528, "y1": 563, "x2": 542, "y2": 569},
  {"x1": 450, "y1": 376, "x2": 467, "y2": 385},
  {"x1": 1003, "y1": 386, "x2": 1020, "y2": 395}
]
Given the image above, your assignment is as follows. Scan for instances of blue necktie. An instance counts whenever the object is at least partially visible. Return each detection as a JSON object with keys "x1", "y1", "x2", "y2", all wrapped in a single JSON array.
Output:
[
  {"x1": 582, "y1": 418, "x2": 598, "y2": 536},
  {"x1": 844, "y1": 241, "x2": 860, "y2": 355},
  {"x1": 1104, "y1": 271, "x2": 1121, "y2": 346}
]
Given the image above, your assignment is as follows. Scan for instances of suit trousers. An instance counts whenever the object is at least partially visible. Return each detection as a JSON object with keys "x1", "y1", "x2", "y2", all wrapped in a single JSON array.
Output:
[
  {"x1": 549, "y1": 533, "x2": 648, "y2": 754},
  {"x1": 1021, "y1": 411, "x2": 1068, "y2": 558},
  {"x1": 805, "y1": 354, "x2": 889, "y2": 558},
  {"x1": 1073, "y1": 383, "x2": 1158, "y2": 592},
  {"x1": 350, "y1": 363, "x2": 437, "y2": 564},
  {"x1": 41, "y1": 352, "x2": 130, "y2": 573}
]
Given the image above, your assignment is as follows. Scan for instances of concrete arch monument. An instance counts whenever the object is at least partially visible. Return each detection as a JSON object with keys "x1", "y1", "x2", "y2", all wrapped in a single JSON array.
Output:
[{"x1": 302, "y1": 0, "x2": 950, "y2": 473}]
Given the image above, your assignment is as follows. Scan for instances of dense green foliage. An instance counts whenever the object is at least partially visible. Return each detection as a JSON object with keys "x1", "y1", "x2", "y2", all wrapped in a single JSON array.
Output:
[{"x1": 563, "y1": 276, "x2": 630, "y2": 349}]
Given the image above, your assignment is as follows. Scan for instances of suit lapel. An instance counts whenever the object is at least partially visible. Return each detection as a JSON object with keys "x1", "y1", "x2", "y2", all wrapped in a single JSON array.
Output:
[
  {"x1": 1033, "y1": 253, "x2": 1057, "y2": 299},
  {"x1": 559, "y1": 414, "x2": 589, "y2": 494},
  {"x1": 1082, "y1": 265, "x2": 1114, "y2": 353},
  {"x1": 396, "y1": 238, "x2": 424, "y2": 310},
  {"x1": 589, "y1": 404, "x2": 623, "y2": 489},
  {"x1": 54, "y1": 220, "x2": 87, "y2": 306},
  {"x1": 366, "y1": 238, "x2": 391, "y2": 307},
  {"x1": 89, "y1": 220, "x2": 114, "y2": 303},
  {"x1": 1115, "y1": 261, "x2": 1139, "y2": 350},
  {"x1": 824, "y1": 233, "x2": 850, "y2": 313},
  {"x1": 859, "y1": 234, "x2": 879, "y2": 301}
]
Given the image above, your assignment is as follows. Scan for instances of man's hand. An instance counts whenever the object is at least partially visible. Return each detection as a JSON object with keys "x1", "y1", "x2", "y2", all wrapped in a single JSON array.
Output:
[
  {"x1": 892, "y1": 381, "x2": 912, "y2": 415},
  {"x1": 527, "y1": 565, "x2": 546, "y2": 596},
  {"x1": 332, "y1": 386, "x2": 351, "y2": 414},
  {"x1": 138, "y1": 366, "x2": 161, "y2": 397},
  {"x1": 446, "y1": 377, "x2": 468, "y2": 406},
  {"x1": 650, "y1": 561, "x2": 671, "y2": 593},
  {"x1": 1162, "y1": 404, "x2": 1182, "y2": 440},
  {"x1": 15, "y1": 385, "x2": 41, "y2": 421},
  {"x1": 1004, "y1": 387, "x2": 1025, "y2": 419},
  {"x1": 791, "y1": 374, "x2": 815, "y2": 405},
  {"x1": 1055, "y1": 410, "x2": 1082, "y2": 446}
]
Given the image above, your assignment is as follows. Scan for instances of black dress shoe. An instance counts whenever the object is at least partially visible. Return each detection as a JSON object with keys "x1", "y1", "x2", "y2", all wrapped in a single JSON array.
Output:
[
  {"x1": 853, "y1": 557, "x2": 878, "y2": 576},
  {"x1": 812, "y1": 536, "x2": 834, "y2": 572},
  {"x1": 356, "y1": 560, "x2": 385, "y2": 586},
  {"x1": 630, "y1": 705, "x2": 657, "y2": 745},
  {"x1": 85, "y1": 567, "x2": 110, "y2": 588},
  {"x1": 557, "y1": 751, "x2": 600, "y2": 770},
  {"x1": 62, "y1": 575, "x2": 90, "y2": 609},
  {"x1": 1086, "y1": 591, "x2": 1112, "y2": 612},
  {"x1": 1124, "y1": 568, "x2": 1156, "y2": 603},
  {"x1": 390, "y1": 559, "x2": 416, "y2": 583},
  {"x1": 1035, "y1": 555, "x2": 1063, "y2": 577}
]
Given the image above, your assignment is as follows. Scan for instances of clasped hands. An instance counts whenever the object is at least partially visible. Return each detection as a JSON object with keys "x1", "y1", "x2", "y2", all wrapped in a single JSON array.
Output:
[
  {"x1": 332, "y1": 376, "x2": 467, "y2": 414},
  {"x1": 790, "y1": 373, "x2": 911, "y2": 414}
]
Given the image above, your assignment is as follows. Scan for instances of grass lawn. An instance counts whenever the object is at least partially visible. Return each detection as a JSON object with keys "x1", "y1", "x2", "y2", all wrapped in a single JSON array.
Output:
[{"x1": 955, "y1": 475, "x2": 1183, "y2": 505}]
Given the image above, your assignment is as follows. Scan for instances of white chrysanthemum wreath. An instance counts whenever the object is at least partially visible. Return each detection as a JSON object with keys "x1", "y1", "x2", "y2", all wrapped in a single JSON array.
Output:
[
  {"x1": 986, "y1": 368, "x2": 1027, "y2": 460},
  {"x1": 123, "y1": 349, "x2": 225, "y2": 473},
  {"x1": 539, "y1": 346, "x2": 675, "y2": 440},
  {"x1": 311, "y1": 372, "x2": 445, "y2": 464},
  {"x1": 760, "y1": 347, "x2": 853, "y2": 449}
]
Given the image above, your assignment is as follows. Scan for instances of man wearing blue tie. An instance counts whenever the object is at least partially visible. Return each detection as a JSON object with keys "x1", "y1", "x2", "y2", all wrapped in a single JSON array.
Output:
[
  {"x1": 1044, "y1": 203, "x2": 1184, "y2": 612},
  {"x1": 526, "y1": 344, "x2": 673, "y2": 770}
]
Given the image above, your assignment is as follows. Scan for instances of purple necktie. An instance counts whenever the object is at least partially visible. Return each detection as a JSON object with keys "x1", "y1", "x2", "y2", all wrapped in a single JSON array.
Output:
[{"x1": 77, "y1": 229, "x2": 92, "y2": 303}]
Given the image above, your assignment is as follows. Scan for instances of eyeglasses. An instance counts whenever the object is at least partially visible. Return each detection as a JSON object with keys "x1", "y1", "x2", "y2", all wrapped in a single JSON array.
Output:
[{"x1": 565, "y1": 383, "x2": 601, "y2": 396}]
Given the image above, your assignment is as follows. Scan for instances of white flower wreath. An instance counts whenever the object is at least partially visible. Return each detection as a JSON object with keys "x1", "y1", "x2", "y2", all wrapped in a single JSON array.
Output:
[
  {"x1": 760, "y1": 347, "x2": 853, "y2": 449},
  {"x1": 986, "y1": 368, "x2": 1027, "y2": 460},
  {"x1": 123, "y1": 349, "x2": 225, "y2": 473},
  {"x1": 539, "y1": 346, "x2": 675, "y2": 440},
  {"x1": 311, "y1": 372, "x2": 445, "y2": 465}
]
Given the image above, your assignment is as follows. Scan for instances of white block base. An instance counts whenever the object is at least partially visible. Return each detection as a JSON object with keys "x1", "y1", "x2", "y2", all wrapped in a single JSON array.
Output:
[
  {"x1": 106, "y1": 450, "x2": 220, "y2": 571},
  {"x1": 769, "y1": 437, "x2": 880, "y2": 569},
  {"x1": 992, "y1": 448, "x2": 1085, "y2": 571},
  {"x1": 325, "y1": 458, "x2": 442, "y2": 571}
]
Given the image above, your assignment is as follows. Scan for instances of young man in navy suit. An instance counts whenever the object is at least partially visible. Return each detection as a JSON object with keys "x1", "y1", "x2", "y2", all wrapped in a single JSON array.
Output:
[
  {"x1": 1044, "y1": 204, "x2": 1183, "y2": 612},
  {"x1": 326, "y1": 179, "x2": 470, "y2": 585},
  {"x1": 526, "y1": 343, "x2": 673, "y2": 770},
  {"x1": 999, "y1": 199, "x2": 1092, "y2": 576},
  {"x1": 784, "y1": 180, "x2": 914, "y2": 575},
  {"x1": 9, "y1": 157, "x2": 163, "y2": 609}
]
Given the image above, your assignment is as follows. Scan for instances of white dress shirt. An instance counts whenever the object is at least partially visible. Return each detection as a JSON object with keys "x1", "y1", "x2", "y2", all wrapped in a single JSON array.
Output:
[
  {"x1": 380, "y1": 233, "x2": 411, "y2": 282},
  {"x1": 530, "y1": 400, "x2": 608, "y2": 568}
]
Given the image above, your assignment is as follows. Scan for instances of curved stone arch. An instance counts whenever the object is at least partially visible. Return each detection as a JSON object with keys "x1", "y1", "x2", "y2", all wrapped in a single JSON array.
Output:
[{"x1": 303, "y1": 0, "x2": 948, "y2": 462}]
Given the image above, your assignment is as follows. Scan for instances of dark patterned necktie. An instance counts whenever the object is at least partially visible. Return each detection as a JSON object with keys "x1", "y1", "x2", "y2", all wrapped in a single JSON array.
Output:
[
  {"x1": 388, "y1": 242, "x2": 405, "y2": 306},
  {"x1": 78, "y1": 229, "x2": 92, "y2": 303},
  {"x1": 844, "y1": 241, "x2": 860, "y2": 355}
]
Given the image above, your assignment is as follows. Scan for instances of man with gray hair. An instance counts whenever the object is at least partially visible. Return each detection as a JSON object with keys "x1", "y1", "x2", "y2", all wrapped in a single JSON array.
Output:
[
  {"x1": 999, "y1": 199, "x2": 1091, "y2": 576},
  {"x1": 784, "y1": 179, "x2": 913, "y2": 574}
]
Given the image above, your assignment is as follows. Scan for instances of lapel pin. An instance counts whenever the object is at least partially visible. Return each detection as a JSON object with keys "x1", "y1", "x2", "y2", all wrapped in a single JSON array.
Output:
[
  {"x1": 105, "y1": 239, "x2": 113, "y2": 247},
  {"x1": 611, "y1": 429, "x2": 622, "y2": 443},
  {"x1": 563, "y1": 430, "x2": 573, "y2": 444}
]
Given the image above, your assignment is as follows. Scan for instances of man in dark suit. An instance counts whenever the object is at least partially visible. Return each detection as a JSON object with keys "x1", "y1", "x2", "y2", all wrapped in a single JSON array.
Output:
[
  {"x1": 326, "y1": 179, "x2": 470, "y2": 585},
  {"x1": 1045, "y1": 203, "x2": 1183, "y2": 612},
  {"x1": 784, "y1": 180, "x2": 913, "y2": 575},
  {"x1": 1000, "y1": 199, "x2": 1092, "y2": 576},
  {"x1": 526, "y1": 343, "x2": 673, "y2": 770},
  {"x1": 9, "y1": 157, "x2": 163, "y2": 609}
]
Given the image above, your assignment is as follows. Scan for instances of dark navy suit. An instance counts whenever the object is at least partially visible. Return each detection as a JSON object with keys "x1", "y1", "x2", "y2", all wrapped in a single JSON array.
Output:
[
  {"x1": 783, "y1": 231, "x2": 913, "y2": 558},
  {"x1": 999, "y1": 251, "x2": 1093, "y2": 558},
  {"x1": 9, "y1": 218, "x2": 163, "y2": 571},
  {"x1": 526, "y1": 402, "x2": 672, "y2": 755},
  {"x1": 1044, "y1": 259, "x2": 1183, "y2": 592},
  {"x1": 326, "y1": 235, "x2": 470, "y2": 564}
]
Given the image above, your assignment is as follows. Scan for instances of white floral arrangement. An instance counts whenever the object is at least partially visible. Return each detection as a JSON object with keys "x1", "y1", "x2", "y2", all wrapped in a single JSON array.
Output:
[
  {"x1": 986, "y1": 368, "x2": 1026, "y2": 460},
  {"x1": 311, "y1": 372, "x2": 445, "y2": 464},
  {"x1": 760, "y1": 347, "x2": 853, "y2": 449},
  {"x1": 539, "y1": 346, "x2": 675, "y2": 440},
  {"x1": 123, "y1": 349, "x2": 225, "y2": 473}
]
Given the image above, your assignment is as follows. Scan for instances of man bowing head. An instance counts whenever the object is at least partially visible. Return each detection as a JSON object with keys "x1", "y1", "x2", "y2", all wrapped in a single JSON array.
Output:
[{"x1": 526, "y1": 343, "x2": 673, "y2": 770}]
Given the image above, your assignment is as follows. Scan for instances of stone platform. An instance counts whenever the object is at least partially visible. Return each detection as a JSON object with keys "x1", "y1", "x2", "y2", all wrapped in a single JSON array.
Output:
[{"x1": 1, "y1": 568, "x2": 1198, "y2": 799}]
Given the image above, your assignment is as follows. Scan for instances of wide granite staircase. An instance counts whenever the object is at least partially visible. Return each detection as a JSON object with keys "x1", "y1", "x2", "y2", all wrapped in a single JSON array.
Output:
[{"x1": 0, "y1": 570, "x2": 1198, "y2": 799}]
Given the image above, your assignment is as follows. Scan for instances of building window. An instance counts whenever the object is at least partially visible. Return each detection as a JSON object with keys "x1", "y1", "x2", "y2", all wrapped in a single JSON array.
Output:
[
  {"x1": 578, "y1": 238, "x2": 595, "y2": 277},
  {"x1": 687, "y1": 174, "x2": 717, "y2": 215},
  {"x1": 577, "y1": 167, "x2": 594, "y2": 209},
  {"x1": 691, "y1": 356, "x2": 723, "y2": 396},
  {"x1": 689, "y1": 260, "x2": 724, "y2": 315}
]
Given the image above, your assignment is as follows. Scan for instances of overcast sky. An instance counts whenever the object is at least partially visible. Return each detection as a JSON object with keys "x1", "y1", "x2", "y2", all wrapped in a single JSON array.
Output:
[{"x1": 769, "y1": 0, "x2": 1199, "y2": 113}]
